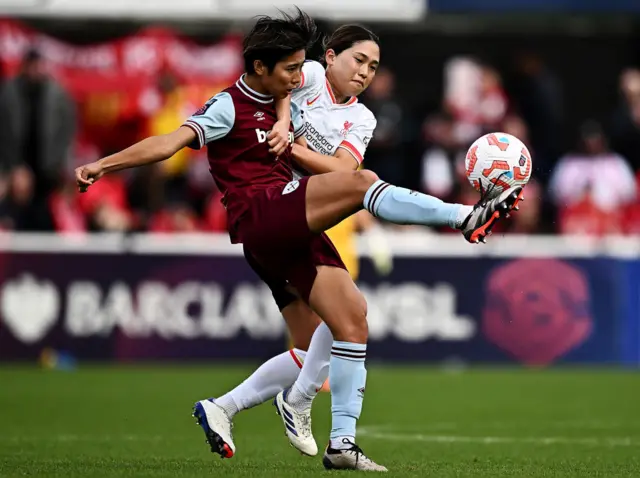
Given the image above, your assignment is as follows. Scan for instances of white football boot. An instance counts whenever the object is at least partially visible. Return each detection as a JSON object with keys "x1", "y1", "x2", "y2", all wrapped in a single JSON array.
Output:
[
  {"x1": 273, "y1": 388, "x2": 318, "y2": 456},
  {"x1": 323, "y1": 438, "x2": 388, "y2": 472},
  {"x1": 192, "y1": 399, "x2": 236, "y2": 458}
]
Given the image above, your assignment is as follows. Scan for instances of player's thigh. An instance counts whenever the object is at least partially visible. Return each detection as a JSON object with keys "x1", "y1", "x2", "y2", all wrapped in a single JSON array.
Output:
[
  {"x1": 282, "y1": 299, "x2": 322, "y2": 351},
  {"x1": 308, "y1": 265, "x2": 368, "y2": 344},
  {"x1": 243, "y1": 244, "x2": 304, "y2": 318},
  {"x1": 305, "y1": 170, "x2": 379, "y2": 234}
]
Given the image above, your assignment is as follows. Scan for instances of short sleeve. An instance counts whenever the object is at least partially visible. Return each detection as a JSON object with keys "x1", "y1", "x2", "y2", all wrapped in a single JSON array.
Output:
[
  {"x1": 183, "y1": 92, "x2": 235, "y2": 149},
  {"x1": 296, "y1": 60, "x2": 326, "y2": 92},
  {"x1": 337, "y1": 113, "x2": 377, "y2": 164},
  {"x1": 291, "y1": 101, "x2": 307, "y2": 139}
]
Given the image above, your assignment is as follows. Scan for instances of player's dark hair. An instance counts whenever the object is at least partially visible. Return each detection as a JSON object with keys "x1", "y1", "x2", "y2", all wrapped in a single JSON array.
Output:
[
  {"x1": 320, "y1": 24, "x2": 379, "y2": 65},
  {"x1": 243, "y1": 8, "x2": 318, "y2": 74}
]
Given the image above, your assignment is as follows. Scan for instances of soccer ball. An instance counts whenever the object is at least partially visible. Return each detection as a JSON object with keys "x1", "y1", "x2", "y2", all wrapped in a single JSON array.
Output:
[{"x1": 464, "y1": 132, "x2": 532, "y2": 199}]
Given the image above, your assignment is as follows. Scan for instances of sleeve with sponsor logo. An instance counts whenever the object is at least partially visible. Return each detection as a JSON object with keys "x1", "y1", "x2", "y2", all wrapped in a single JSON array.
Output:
[
  {"x1": 337, "y1": 113, "x2": 377, "y2": 164},
  {"x1": 291, "y1": 101, "x2": 307, "y2": 139},
  {"x1": 183, "y1": 92, "x2": 235, "y2": 149},
  {"x1": 296, "y1": 60, "x2": 326, "y2": 91}
]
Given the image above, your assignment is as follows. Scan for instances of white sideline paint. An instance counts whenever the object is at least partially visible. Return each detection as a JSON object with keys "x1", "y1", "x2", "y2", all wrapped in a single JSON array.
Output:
[
  {"x1": 357, "y1": 427, "x2": 640, "y2": 447},
  {"x1": 2, "y1": 231, "x2": 640, "y2": 258}
]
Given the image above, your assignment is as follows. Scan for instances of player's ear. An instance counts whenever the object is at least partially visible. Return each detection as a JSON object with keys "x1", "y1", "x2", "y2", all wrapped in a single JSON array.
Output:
[
  {"x1": 325, "y1": 49, "x2": 336, "y2": 66},
  {"x1": 253, "y1": 59, "x2": 266, "y2": 76}
]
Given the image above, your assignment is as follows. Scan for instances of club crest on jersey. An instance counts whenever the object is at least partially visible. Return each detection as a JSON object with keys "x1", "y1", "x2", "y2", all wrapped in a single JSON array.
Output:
[
  {"x1": 282, "y1": 180, "x2": 300, "y2": 195},
  {"x1": 340, "y1": 120, "x2": 354, "y2": 138}
]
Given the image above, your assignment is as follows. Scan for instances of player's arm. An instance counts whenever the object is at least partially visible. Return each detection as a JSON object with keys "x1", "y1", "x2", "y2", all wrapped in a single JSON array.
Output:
[
  {"x1": 103, "y1": 128, "x2": 194, "y2": 172},
  {"x1": 76, "y1": 127, "x2": 195, "y2": 191},
  {"x1": 291, "y1": 139, "x2": 359, "y2": 173},
  {"x1": 292, "y1": 113, "x2": 377, "y2": 174},
  {"x1": 76, "y1": 92, "x2": 235, "y2": 192},
  {"x1": 268, "y1": 94, "x2": 293, "y2": 156}
]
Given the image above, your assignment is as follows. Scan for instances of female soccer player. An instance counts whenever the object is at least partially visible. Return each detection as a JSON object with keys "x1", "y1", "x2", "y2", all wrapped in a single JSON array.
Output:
[
  {"x1": 280, "y1": 25, "x2": 393, "y2": 389},
  {"x1": 208, "y1": 25, "x2": 393, "y2": 465},
  {"x1": 75, "y1": 10, "x2": 522, "y2": 471}
]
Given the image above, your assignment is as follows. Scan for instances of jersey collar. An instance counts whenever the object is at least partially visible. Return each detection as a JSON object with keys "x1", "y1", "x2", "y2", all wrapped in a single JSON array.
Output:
[
  {"x1": 325, "y1": 79, "x2": 357, "y2": 107},
  {"x1": 237, "y1": 75, "x2": 274, "y2": 104}
]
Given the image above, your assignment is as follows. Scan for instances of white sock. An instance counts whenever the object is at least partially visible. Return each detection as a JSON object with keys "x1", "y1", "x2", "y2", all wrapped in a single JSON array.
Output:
[
  {"x1": 456, "y1": 205, "x2": 474, "y2": 228},
  {"x1": 331, "y1": 436, "x2": 356, "y2": 450},
  {"x1": 286, "y1": 323, "x2": 332, "y2": 411},
  {"x1": 215, "y1": 348, "x2": 306, "y2": 419}
]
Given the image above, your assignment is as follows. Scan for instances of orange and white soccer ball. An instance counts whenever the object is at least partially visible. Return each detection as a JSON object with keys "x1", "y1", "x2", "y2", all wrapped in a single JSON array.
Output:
[{"x1": 464, "y1": 132, "x2": 532, "y2": 199}]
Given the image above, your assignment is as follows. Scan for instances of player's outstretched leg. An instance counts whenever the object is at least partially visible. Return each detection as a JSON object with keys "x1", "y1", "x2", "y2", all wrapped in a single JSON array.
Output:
[{"x1": 304, "y1": 170, "x2": 523, "y2": 244}]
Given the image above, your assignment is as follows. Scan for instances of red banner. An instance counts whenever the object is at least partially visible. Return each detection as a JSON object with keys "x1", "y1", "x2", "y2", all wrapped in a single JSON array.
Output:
[{"x1": 0, "y1": 19, "x2": 244, "y2": 151}]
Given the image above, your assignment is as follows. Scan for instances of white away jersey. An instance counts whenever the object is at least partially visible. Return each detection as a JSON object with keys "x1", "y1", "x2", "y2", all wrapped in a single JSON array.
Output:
[{"x1": 291, "y1": 60, "x2": 376, "y2": 176}]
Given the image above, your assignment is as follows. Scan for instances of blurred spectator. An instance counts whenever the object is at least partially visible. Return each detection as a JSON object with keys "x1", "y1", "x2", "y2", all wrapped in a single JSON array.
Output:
[
  {"x1": 77, "y1": 175, "x2": 133, "y2": 232},
  {"x1": 0, "y1": 48, "x2": 76, "y2": 230},
  {"x1": 419, "y1": 111, "x2": 465, "y2": 201},
  {"x1": 501, "y1": 114, "x2": 531, "y2": 150},
  {"x1": 506, "y1": 179, "x2": 543, "y2": 234},
  {"x1": 443, "y1": 56, "x2": 481, "y2": 144},
  {"x1": 478, "y1": 63, "x2": 509, "y2": 131},
  {"x1": 0, "y1": 166, "x2": 53, "y2": 231},
  {"x1": 361, "y1": 67, "x2": 406, "y2": 185},
  {"x1": 148, "y1": 202, "x2": 201, "y2": 233},
  {"x1": 610, "y1": 68, "x2": 640, "y2": 170},
  {"x1": 444, "y1": 57, "x2": 509, "y2": 146},
  {"x1": 549, "y1": 121, "x2": 636, "y2": 235},
  {"x1": 511, "y1": 52, "x2": 563, "y2": 182},
  {"x1": 48, "y1": 183, "x2": 86, "y2": 233}
]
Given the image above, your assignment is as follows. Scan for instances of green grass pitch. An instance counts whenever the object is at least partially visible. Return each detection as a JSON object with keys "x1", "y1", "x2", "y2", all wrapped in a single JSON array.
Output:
[{"x1": 0, "y1": 364, "x2": 638, "y2": 477}]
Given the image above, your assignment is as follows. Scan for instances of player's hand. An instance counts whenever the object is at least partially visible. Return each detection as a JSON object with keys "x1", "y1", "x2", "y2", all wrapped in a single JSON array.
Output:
[
  {"x1": 75, "y1": 161, "x2": 104, "y2": 193},
  {"x1": 268, "y1": 120, "x2": 290, "y2": 156}
]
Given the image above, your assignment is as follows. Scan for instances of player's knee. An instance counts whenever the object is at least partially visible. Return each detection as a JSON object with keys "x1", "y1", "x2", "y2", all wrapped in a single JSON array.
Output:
[
  {"x1": 330, "y1": 293, "x2": 368, "y2": 344},
  {"x1": 353, "y1": 169, "x2": 379, "y2": 194}
]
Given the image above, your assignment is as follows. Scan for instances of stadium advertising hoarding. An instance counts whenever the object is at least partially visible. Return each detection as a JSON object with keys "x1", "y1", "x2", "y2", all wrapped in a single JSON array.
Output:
[{"x1": 0, "y1": 234, "x2": 637, "y2": 367}]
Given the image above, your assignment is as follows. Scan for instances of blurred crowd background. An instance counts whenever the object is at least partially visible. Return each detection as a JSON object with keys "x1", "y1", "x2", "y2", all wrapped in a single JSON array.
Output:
[{"x1": 0, "y1": 5, "x2": 639, "y2": 237}]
